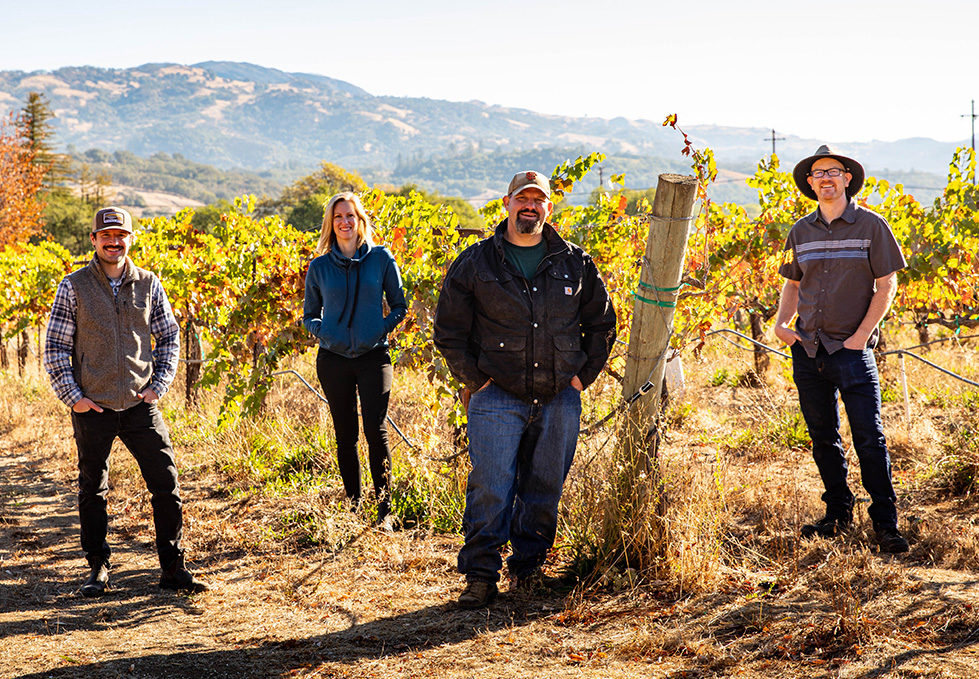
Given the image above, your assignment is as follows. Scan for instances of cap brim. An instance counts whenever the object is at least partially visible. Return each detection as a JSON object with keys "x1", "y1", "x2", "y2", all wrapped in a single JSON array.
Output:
[
  {"x1": 508, "y1": 183, "x2": 550, "y2": 199},
  {"x1": 92, "y1": 226, "x2": 134, "y2": 234}
]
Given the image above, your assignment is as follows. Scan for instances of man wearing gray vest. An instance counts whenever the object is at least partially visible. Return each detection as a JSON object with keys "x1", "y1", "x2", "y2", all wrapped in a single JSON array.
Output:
[{"x1": 44, "y1": 206, "x2": 208, "y2": 596}]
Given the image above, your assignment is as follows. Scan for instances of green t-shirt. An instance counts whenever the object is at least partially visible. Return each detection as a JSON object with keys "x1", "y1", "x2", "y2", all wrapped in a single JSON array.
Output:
[{"x1": 502, "y1": 239, "x2": 546, "y2": 280}]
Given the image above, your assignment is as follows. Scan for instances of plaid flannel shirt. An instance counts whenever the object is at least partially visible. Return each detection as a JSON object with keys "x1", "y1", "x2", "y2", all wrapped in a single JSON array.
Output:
[{"x1": 44, "y1": 275, "x2": 180, "y2": 407}]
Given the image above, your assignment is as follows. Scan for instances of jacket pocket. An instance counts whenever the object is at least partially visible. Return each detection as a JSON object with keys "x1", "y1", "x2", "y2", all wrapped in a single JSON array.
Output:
[
  {"x1": 545, "y1": 267, "x2": 583, "y2": 333},
  {"x1": 553, "y1": 334, "x2": 586, "y2": 380},
  {"x1": 477, "y1": 334, "x2": 526, "y2": 394}
]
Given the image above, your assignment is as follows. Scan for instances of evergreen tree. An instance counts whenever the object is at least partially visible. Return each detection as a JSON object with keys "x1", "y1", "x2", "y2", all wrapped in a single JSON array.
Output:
[{"x1": 19, "y1": 92, "x2": 70, "y2": 187}]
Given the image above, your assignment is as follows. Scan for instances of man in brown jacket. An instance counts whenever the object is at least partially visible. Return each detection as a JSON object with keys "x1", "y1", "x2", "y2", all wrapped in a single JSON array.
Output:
[{"x1": 44, "y1": 206, "x2": 208, "y2": 596}]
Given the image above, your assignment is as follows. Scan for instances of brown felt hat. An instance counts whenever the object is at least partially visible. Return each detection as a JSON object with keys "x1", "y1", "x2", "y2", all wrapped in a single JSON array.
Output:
[{"x1": 792, "y1": 145, "x2": 864, "y2": 200}]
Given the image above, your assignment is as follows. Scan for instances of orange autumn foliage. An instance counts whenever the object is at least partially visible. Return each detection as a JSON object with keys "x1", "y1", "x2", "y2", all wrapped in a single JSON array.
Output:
[{"x1": 0, "y1": 115, "x2": 46, "y2": 247}]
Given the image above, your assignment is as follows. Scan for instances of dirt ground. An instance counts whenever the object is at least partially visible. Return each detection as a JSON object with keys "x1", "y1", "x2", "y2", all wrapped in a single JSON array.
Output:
[{"x1": 4, "y1": 383, "x2": 979, "y2": 678}]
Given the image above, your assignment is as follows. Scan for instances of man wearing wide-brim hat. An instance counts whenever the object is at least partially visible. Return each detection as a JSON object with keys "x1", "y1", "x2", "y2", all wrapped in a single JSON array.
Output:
[{"x1": 773, "y1": 145, "x2": 910, "y2": 553}]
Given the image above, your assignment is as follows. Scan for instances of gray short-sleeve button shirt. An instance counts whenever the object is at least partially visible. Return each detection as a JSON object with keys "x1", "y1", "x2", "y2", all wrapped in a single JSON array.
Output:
[{"x1": 778, "y1": 199, "x2": 906, "y2": 357}]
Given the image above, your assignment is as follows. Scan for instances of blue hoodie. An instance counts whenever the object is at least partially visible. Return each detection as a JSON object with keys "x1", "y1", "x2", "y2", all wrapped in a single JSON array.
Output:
[{"x1": 303, "y1": 239, "x2": 407, "y2": 358}]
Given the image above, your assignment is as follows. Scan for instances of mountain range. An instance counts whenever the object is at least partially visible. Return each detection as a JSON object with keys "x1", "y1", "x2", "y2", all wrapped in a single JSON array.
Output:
[{"x1": 0, "y1": 61, "x2": 963, "y2": 203}]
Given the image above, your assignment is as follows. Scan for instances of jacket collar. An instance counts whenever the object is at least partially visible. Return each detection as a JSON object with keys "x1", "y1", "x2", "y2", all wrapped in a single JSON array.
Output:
[{"x1": 88, "y1": 255, "x2": 136, "y2": 285}]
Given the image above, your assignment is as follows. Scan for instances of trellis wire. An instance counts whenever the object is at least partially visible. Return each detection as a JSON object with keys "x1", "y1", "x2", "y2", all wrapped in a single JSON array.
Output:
[{"x1": 175, "y1": 356, "x2": 416, "y2": 450}]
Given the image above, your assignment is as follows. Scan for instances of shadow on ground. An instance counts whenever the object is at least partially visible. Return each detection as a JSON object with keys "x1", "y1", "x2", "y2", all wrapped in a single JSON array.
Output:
[{"x1": 9, "y1": 595, "x2": 548, "y2": 678}]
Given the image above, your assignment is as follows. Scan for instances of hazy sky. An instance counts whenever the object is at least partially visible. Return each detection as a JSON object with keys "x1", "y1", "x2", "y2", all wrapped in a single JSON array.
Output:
[{"x1": 3, "y1": 0, "x2": 975, "y2": 144}]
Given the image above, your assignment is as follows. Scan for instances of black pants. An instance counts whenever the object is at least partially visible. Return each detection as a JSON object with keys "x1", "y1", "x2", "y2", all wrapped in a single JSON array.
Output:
[
  {"x1": 316, "y1": 347, "x2": 393, "y2": 510},
  {"x1": 71, "y1": 401, "x2": 183, "y2": 569}
]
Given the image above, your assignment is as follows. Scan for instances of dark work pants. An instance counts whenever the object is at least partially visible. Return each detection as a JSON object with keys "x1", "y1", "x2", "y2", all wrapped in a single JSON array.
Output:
[
  {"x1": 791, "y1": 343, "x2": 898, "y2": 529},
  {"x1": 315, "y1": 347, "x2": 393, "y2": 510},
  {"x1": 71, "y1": 401, "x2": 183, "y2": 570}
]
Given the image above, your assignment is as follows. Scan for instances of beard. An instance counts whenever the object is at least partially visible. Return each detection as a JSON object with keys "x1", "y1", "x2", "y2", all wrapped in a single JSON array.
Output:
[{"x1": 514, "y1": 211, "x2": 543, "y2": 234}]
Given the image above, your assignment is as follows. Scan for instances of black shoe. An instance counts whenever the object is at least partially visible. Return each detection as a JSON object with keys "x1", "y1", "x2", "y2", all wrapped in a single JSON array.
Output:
[
  {"x1": 458, "y1": 580, "x2": 498, "y2": 609},
  {"x1": 875, "y1": 526, "x2": 910, "y2": 553},
  {"x1": 80, "y1": 562, "x2": 109, "y2": 598},
  {"x1": 801, "y1": 514, "x2": 851, "y2": 539},
  {"x1": 509, "y1": 568, "x2": 545, "y2": 597},
  {"x1": 160, "y1": 567, "x2": 209, "y2": 593}
]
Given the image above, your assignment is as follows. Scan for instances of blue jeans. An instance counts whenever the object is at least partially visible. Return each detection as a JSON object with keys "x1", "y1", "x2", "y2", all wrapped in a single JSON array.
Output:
[
  {"x1": 459, "y1": 383, "x2": 582, "y2": 583},
  {"x1": 791, "y1": 343, "x2": 898, "y2": 528}
]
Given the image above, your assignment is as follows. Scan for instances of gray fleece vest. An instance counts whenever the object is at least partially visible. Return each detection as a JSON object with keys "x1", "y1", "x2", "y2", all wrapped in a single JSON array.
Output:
[{"x1": 69, "y1": 257, "x2": 156, "y2": 410}]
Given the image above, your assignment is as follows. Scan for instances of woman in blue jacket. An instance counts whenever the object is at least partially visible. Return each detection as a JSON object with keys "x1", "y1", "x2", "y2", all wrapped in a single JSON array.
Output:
[{"x1": 303, "y1": 192, "x2": 407, "y2": 527}]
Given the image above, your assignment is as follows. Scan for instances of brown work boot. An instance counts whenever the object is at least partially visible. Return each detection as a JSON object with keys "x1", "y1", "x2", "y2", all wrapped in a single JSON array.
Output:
[{"x1": 458, "y1": 580, "x2": 497, "y2": 609}]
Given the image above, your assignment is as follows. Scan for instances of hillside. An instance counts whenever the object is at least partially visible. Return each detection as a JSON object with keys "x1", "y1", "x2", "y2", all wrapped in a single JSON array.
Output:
[
  {"x1": 0, "y1": 62, "x2": 683, "y2": 172},
  {"x1": 0, "y1": 61, "x2": 966, "y2": 203},
  {"x1": 70, "y1": 149, "x2": 284, "y2": 205},
  {"x1": 0, "y1": 61, "x2": 964, "y2": 204}
]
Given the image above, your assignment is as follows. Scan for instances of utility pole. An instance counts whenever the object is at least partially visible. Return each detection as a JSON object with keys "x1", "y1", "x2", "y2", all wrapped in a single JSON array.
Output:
[
  {"x1": 963, "y1": 100, "x2": 978, "y2": 184},
  {"x1": 598, "y1": 165, "x2": 605, "y2": 190},
  {"x1": 962, "y1": 99, "x2": 977, "y2": 151},
  {"x1": 763, "y1": 129, "x2": 786, "y2": 156}
]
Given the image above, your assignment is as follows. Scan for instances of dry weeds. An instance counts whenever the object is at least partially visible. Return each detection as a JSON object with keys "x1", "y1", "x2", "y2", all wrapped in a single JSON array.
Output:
[{"x1": 1, "y1": 331, "x2": 979, "y2": 678}]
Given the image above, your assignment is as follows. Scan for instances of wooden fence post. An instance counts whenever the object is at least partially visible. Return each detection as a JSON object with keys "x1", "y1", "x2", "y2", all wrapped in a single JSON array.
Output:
[
  {"x1": 599, "y1": 173, "x2": 698, "y2": 575},
  {"x1": 184, "y1": 319, "x2": 202, "y2": 404},
  {"x1": 0, "y1": 324, "x2": 8, "y2": 371},
  {"x1": 17, "y1": 329, "x2": 28, "y2": 376}
]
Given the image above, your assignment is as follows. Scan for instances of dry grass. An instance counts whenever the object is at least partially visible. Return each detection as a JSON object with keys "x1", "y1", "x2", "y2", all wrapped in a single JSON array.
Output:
[{"x1": 2, "y1": 330, "x2": 979, "y2": 677}]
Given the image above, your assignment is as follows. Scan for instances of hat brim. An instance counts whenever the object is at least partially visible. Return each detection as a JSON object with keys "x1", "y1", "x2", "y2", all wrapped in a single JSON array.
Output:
[
  {"x1": 92, "y1": 225, "x2": 134, "y2": 234},
  {"x1": 508, "y1": 182, "x2": 551, "y2": 200},
  {"x1": 793, "y1": 153, "x2": 865, "y2": 201}
]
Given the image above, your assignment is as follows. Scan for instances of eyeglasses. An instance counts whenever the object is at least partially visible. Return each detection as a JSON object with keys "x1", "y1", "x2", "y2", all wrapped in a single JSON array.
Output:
[{"x1": 809, "y1": 168, "x2": 847, "y2": 178}]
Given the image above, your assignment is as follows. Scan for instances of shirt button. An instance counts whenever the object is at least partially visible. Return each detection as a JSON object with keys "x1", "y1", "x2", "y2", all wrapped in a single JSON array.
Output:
[
  {"x1": 532, "y1": 287, "x2": 537, "y2": 292},
  {"x1": 534, "y1": 362, "x2": 539, "y2": 367},
  {"x1": 533, "y1": 399, "x2": 539, "y2": 404},
  {"x1": 563, "y1": 274, "x2": 568, "y2": 279},
  {"x1": 533, "y1": 322, "x2": 538, "y2": 328},
  {"x1": 499, "y1": 342, "x2": 504, "y2": 347}
]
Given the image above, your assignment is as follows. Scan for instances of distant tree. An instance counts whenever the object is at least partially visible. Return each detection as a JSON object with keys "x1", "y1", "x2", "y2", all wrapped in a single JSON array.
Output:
[
  {"x1": 78, "y1": 163, "x2": 95, "y2": 203},
  {"x1": 42, "y1": 190, "x2": 92, "y2": 255},
  {"x1": 93, "y1": 170, "x2": 112, "y2": 208},
  {"x1": 190, "y1": 199, "x2": 236, "y2": 233},
  {"x1": 0, "y1": 115, "x2": 46, "y2": 246},
  {"x1": 19, "y1": 92, "x2": 70, "y2": 187},
  {"x1": 260, "y1": 161, "x2": 368, "y2": 231}
]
